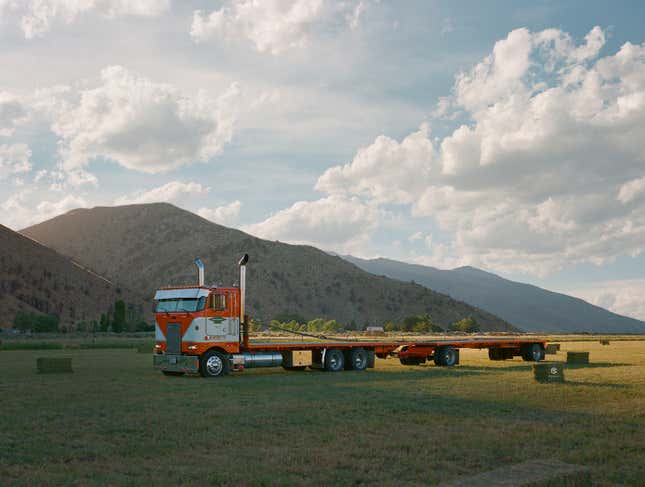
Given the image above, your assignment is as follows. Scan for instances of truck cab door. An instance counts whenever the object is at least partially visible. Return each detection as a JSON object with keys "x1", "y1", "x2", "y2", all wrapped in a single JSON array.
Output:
[{"x1": 205, "y1": 292, "x2": 239, "y2": 342}]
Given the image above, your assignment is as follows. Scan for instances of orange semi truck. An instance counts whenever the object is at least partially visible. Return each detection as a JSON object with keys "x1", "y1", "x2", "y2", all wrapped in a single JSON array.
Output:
[{"x1": 153, "y1": 255, "x2": 546, "y2": 377}]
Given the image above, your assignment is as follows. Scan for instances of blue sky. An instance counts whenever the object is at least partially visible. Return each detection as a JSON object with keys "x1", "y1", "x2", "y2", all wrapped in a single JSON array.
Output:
[{"x1": 1, "y1": 0, "x2": 644, "y2": 319}]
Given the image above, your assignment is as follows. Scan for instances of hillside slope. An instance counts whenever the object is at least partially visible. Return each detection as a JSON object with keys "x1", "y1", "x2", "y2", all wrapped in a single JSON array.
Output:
[
  {"x1": 0, "y1": 224, "x2": 144, "y2": 329},
  {"x1": 22, "y1": 203, "x2": 515, "y2": 331},
  {"x1": 344, "y1": 256, "x2": 645, "y2": 334}
]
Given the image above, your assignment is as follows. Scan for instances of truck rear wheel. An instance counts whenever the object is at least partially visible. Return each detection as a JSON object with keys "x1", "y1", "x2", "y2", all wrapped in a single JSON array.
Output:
[
  {"x1": 434, "y1": 346, "x2": 458, "y2": 366},
  {"x1": 521, "y1": 343, "x2": 545, "y2": 362},
  {"x1": 346, "y1": 348, "x2": 368, "y2": 371},
  {"x1": 200, "y1": 350, "x2": 230, "y2": 377},
  {"x1": 324, "y1": 349, "x2": 344, "y2": 372}
]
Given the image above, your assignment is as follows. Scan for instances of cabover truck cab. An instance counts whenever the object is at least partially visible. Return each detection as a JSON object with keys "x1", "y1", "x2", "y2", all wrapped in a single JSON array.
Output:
[{"x1": 153, "y1": 255, "x2": 547, "y2": 378}]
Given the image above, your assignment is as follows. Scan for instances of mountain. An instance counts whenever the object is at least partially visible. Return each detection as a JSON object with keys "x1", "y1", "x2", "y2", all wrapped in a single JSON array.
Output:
[
  {"x1": 21, "y1": 203, "x2": 516, "y2": 331},
  {"x1": 343, "y1": 256, "x2": 645, "y2": 334},
  {"x1": 0, "y1": 224, "x2": 144, "y2": 329}
]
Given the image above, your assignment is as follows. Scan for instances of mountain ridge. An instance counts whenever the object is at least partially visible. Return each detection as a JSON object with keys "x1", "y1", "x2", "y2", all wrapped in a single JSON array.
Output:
[
  {"x1": 0, "y1": 223, "x2": 146, "y2": 329},
  {"x1": 21, "y1": 203, "x2": 516, "y2": 332},
  {"x1": 343, "y1": 255, "x2": 645, "y2": 334}
]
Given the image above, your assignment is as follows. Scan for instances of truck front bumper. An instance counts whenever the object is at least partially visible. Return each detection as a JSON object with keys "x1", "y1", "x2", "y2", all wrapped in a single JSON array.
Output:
[{"x1": 153, "y1": 354, "x2": 199, "y2": 374}]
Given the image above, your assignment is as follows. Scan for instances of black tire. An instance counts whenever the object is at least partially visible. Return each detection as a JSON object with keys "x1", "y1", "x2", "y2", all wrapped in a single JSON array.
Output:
[
  {"x1": 200, "y1": 350, "x2": 230, "y2": 377},
  {"x1": 346, "y1": 348, "x2": 368, "y2": 371},
  {"x1": 324, "y1": 349, "x2": 344, "y2": 372},
  {"x1": 435, "y1": 346, "x2": 458, "y2": 366},
  {"x1": 522, "y1": 343, "x2": 544, "y2": 362},
  {"x1": 489, "y1": 348, "x2": 504, "y2": 361},
  {"x1": 162, "y1": 371, "x2": 185, "y2": 376},
  {"x1": 282, "y1": 366, "x2": 307, "y2": 371}
]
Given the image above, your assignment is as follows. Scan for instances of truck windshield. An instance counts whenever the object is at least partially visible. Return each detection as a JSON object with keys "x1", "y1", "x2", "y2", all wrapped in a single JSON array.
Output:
[{"x1": 156, "y1": 297, "x2": 206, "y2": 313}]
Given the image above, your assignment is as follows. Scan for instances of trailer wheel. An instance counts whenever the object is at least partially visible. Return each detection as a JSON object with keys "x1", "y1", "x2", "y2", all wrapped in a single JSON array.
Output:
[
  {"x1": 522, "y1": 343, "x2": 545, "y2": 362},
  {"x1": 434, "y1": 346, "x2": 458, "y2": 366},
  {"x1": 200, "y1": 350, "x2": 230, "y2": 377},
  {"x1": 324, "y1": 349, "x2": 344, "y2": 372},
  {"x1": 346, "y1": 348, "x2": 368, "y2": 371},
  {"x1": 162, "y1": 371, "x2": 185, "y2": 376}
]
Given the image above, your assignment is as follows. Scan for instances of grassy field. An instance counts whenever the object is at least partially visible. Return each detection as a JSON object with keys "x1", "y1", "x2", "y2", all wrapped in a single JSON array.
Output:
[{"x1": 0, "y1": 339, "x2": 643, "y2": 485}]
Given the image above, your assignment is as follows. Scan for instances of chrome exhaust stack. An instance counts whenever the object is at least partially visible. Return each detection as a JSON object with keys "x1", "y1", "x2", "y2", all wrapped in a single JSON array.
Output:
[
  {"x1": 195, "y1": 258, "x2": 205, "y2": 286},
  {"x1": 238, "y1": 254, "x2": 249, "y2": 349},
  {"x1": 238, "y1": 253, "x2": 249, "y2": 321}
]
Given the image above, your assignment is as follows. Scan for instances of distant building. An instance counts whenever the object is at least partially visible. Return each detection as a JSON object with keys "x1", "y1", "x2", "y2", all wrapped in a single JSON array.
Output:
[{"x1": 366, "y1": 326, "x2": 385, "y2": 336}]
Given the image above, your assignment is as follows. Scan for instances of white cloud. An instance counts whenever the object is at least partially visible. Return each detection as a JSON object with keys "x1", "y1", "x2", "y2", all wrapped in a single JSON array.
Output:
[
  {"x1": 0, "y1": 191, "x2": 87, "y2": 229},
  {"x1": 564, "y1": 279, "x2": 645, "y2": 321},
  {"x1": 618, "y1": 176, "x2": 645, "y2": 204},
  {"x1": 0, "y1": 91, "x2": 28, "y2": 136},
  {"x1": 0, "y1": 143, "x2": 32, "y2": 179},
  {"x1": 347, "y1": 1, "x2": 366, "y2": 30},
  {"x1": 51, "y1": 65, "x2": 240, "y2": 175},
  {"x1": 313, "y1": 26, "x2": 645, "y2": 275},
  {"x1": 1, "y1": 0, "x2": 169, "y2": 39},
  {"x1": 316, "y1": 123, "x2": 436, "y2": 204},
  {"x1": 114, "y1": 181, "x2": 209, "y2": 206},
  {"x1": 243, "y1": 195, "x2": 382, "y2": 254},
  {"x1": 197, "y1": 200, "x2": 241, "y2": 226},
  {"x1": 191, "y1": 0, "x2": 365, "y2": 54}
]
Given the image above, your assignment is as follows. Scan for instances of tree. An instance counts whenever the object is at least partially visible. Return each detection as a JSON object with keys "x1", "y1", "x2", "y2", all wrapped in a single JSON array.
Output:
[
  {"x1": 113, "y1": 300, "x2": 126, "y2": 333},
  {"x1": 12, "y1": 311, "x2": 59, "y2": 333},
  {"x1": 99, "y1": 313, "x2": 109, "y2": 332},
  {"x1": 451, "y1": 317, "x2": 479, "y2": 333}
]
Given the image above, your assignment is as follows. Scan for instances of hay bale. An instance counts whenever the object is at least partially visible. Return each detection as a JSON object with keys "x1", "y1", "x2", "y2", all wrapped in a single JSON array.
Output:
[
  {"x1": 533, "y1": 363, "x2": 565, "y2": 383},
  {"x1": 545, "y1": 344, "x2": 559, "y2": 355},
  {"x1": 37, "y1": 357, "x2": 73, "y2": 374},
  {"x1": 567, "y1": 351, "x2": 589, "y2": 364},
  {"x1": 439, "y1": 459, "x2": 591, "y2": 486},
  {"x1": 600, "y1": 340, "x2": 610, "y2": 345}
]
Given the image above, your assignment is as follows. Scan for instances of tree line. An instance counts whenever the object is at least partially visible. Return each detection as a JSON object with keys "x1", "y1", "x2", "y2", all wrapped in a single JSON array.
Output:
[
  {"x1": 12, "y1": 299, "x2": 152, "y2": 333},
  {"x1": 264, "y1": 314, "x2": 480, "y2": 334}
]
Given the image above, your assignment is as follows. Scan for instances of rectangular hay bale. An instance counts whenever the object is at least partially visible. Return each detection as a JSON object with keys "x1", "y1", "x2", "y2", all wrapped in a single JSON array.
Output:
[
  {"x1": 567, "y1": 351, "x2": 589, "y2": 364},
  {"x1": 533, "y1": 363, "x2": 565, "y2": 383},
  {"x1": 37, "y1": 357, "x2": 73, "y2": 374}
]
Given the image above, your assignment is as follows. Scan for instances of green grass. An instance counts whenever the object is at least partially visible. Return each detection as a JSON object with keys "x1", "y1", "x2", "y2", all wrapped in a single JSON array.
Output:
[{"x1": 0, "y1": 340, "x2": 643, "y2": 485}]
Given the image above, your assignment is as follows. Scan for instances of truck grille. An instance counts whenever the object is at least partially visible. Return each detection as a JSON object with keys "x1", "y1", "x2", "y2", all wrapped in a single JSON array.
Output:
[{"x1": 166, "y1": 323, "x2": 182, "y2": 354}]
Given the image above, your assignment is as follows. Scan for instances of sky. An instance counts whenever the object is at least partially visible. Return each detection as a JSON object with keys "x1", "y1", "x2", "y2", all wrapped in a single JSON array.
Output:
[{"x1": 1, "y1": 0, "x2": 644, "y2": 320}]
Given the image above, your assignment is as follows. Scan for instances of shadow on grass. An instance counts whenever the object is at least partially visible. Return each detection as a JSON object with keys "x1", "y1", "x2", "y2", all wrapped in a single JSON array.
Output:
[
  {"x1": 562, "y1": 381, "x2": 629, "y2": 388},
  {"x1": 456, "y1": 362, "x2": 630, "y2": 373}
]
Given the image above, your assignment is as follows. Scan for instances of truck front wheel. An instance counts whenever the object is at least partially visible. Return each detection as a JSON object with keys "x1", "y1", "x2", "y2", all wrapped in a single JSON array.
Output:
[{"x1": 200, "y1": 350, "x2": 230, "y2": 377}]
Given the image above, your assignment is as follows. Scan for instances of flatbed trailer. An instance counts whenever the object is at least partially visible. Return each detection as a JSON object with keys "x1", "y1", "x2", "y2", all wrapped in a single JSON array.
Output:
[{"x1": 152, "y1": 256, "x2": 546, "y2": 377}]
